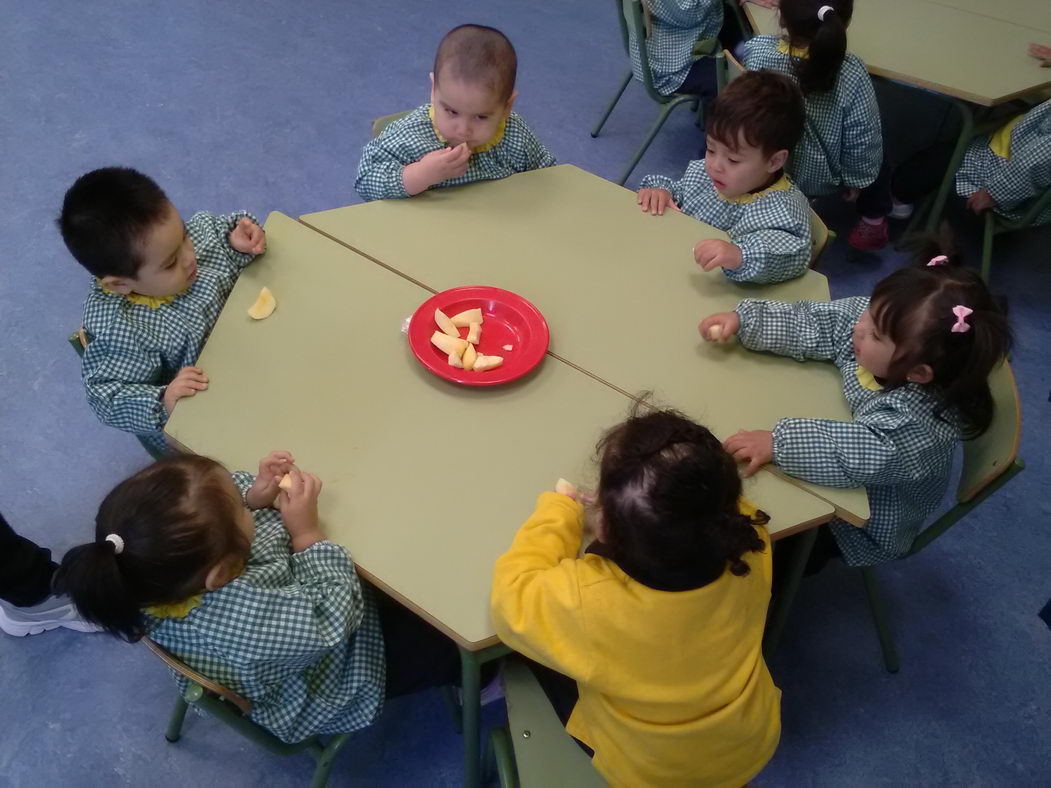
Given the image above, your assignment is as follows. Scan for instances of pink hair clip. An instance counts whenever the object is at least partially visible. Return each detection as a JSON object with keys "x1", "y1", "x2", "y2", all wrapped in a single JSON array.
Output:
[
  {"x1": 927, "y1": 255, "x2": 949, "y2": 266},
  {"x1": 950, "y1": 305, "x2": 973, "y2": 333}
]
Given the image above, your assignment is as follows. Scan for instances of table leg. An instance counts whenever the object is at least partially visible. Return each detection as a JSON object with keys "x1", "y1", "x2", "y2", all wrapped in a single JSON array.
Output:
[
  {"x1": 763, "y1": 526, "x2": 819, "y2": 661},
  {"x1": 459, "y1": 643, "x2": 511, "y2": 788},
  {"x1": 925, "y1": 98, "x2": 975, "y2": 231}
]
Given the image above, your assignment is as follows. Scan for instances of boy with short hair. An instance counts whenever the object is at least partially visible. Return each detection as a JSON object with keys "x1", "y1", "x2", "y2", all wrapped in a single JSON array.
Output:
[
  {"x1": 637, "y1": 70, "x2": 813, "y2": 284},
  {"x1": 355, "y1": 24, "x2": 556, "y2": 202},
  {"x1": 58, "y1": 167, "x2": 266, "y2": 455}
]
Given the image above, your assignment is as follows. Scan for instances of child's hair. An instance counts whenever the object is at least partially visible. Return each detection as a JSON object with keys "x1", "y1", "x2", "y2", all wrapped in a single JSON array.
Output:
[
  {"x1": 707, "y1": 70, "x2": 805, "y2": 156},
  {"x1": 778, "y1": 0, "x2": 853, "y2": 94},
  {"x1": 56, "y1": 455, "x2": 251, "y2": 642},
  {"x1": 595, "y1": 405, "x2": 767, "y2": 591},
  {"x1": 870, "y1": 232, "x2": 1013, "y2": 439},
  {"x1": 433, "y1": 24, "x2": 517, "y2": 104},
  {"x1": 57, "y1": 166, "x2": 171, "y2": 280}
]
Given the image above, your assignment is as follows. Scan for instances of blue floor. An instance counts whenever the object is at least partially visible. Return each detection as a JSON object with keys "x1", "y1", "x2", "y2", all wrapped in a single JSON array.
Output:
[{"x1": 1, "y1": 1, "x2": 1049, "y2": 785}]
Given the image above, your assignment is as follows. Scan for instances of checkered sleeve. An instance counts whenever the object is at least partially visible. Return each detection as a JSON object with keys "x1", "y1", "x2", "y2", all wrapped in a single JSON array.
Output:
[
  {"x1": 772, "y1": 400, "x2": 933, "y2": 488},
  {"x1": 727, "y1": 192, "x2": 811, "y2": 283},
  {"x1": 838, "y1": 67, "x2": 882, "y2": 189},
  {"x1": 735, "y1": 296, "x2": 865, "y2": 361},
  {"x1": 81, "y1": 329, "x2": 168, "y2": 435},
  {"x1": 355, "y1": 112, "x2": 436, "y2": 201},
  {"x1": 231, "y1": 470, "x2": 256, "y2": 499},
  {"x1": 638, "y1": 173, "x2": 684, "y2": 205},
  {"x1": 207, "y1": 540, "x2": 365, "y2": 662},
  {"x1": 648, "y1": 0, "x2": 722, "y2": 27},
  {"x1": 186, "y1": 211, "x2": 259, "y2": 274},
  {"x1": 512, "y1": 119, "x2": 557, "y2": 171},
  {"x1": 985, "y1": 106, "x2": 1051, "y2": 214}
]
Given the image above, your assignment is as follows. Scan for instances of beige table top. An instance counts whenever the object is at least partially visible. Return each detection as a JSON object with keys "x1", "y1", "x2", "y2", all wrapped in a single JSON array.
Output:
[
  {"x1": 745, "y1": 0, "x2": 1051, "y2": 105},
  {"x1": 301, "y1": 165, "x2": 870, "y2": 526},
  {"x1": 166, "y1": 211, "x2": 834, "y2": 650}
]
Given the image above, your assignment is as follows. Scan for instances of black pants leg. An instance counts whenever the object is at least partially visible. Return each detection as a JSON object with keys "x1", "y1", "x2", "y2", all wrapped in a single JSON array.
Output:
[
  {"x1": 856, "y1": 161, "x2": 894, "y2": 219},
  {"x1": 524, "y1": 658, "x2": 594, "y2": 757},
  {"x1": 0, "y1": 511, "x2": 58, "y2": 607},
  {"x1": 890, "y1": 142, "x2": 956, "y2": 205}
]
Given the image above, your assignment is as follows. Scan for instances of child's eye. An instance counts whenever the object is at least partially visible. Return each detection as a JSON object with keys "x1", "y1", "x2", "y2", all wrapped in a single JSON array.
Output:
[
  {"x1": 728, "y1": 159, "x2": 740, "y2": 165},
  {"x1": 446, "y1": 108, "x2": 458, "y2": 116},
  {"x1": 476, "y1": 115, "x2": 489, "y2": 121}
]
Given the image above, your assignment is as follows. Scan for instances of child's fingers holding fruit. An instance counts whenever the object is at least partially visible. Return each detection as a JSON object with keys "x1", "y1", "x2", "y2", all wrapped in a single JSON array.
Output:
[
  {"x1": 276, "y1": 469, "x2": 325, "y2": 552},
  {"x1": 698, "y1": 311, "x2": 740, "y2": 343},
  {"x1": 245, "y1": 451, "x2": 294, "y2": 510}
]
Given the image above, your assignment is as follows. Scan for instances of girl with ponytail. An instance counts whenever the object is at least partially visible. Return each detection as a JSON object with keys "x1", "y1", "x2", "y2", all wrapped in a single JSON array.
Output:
[
  {"x1": 491, "y1": 406, "x2": 781, "y2": 787},
  {"x1": 742, "y1": 0, "x2": 894, "y2": 250}
]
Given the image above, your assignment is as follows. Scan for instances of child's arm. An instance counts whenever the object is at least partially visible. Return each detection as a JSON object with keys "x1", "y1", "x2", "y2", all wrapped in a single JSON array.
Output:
[
  {"x1": 984, "y1": 107, "x2": 1051, "y2": 214},
  {"x1": 638, "y1": 159, "x2": 701, "y2": 212},
  {"x1": 725, "y1": 195, "x2": 811, "y2": 283},
  {"x1": 81, "y1": 335, "x2": 175, "y2": 435},
  {"x1": 646, "y1": 0, "x2": 722, "y2": 28},
  {"x1": 733, "y1": 295, "x2": 866, "y2": 361},
  {"x1": 839, "y1": 68, "x2": 883, "y2": 189},
  {"x1": 186, "y1": 211, "x2": 263, "y2": 274},
  {"x1": 510, "y1": 118, "x2": 557, "y2": 172},
  {"x1": 490, "y1": 492, "x2": 595, "y2": 682}
]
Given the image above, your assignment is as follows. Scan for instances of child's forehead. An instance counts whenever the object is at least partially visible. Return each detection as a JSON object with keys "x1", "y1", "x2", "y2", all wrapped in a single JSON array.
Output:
[
  {"x1": 433, "y1": 76, "x2": 506, "y2": 112},
  {"x1": 707, "y1": 131, "x2": 763, "y2": 157}
]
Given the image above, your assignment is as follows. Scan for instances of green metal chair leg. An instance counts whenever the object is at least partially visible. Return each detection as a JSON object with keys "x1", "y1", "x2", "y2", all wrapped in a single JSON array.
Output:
[
  {"x1": 617, "y1": 95, "x2": 699, "y2": 185},
  {"x1": 309, "y1": 735, "x2": 351, "y2": 788},
  {"x1": 926, "y1": 99, "x2": 975, "y2": 231},
  {"x1": 165, "y1": 694, "x2": 190, "y2": 743},
  {"x1": 763, "y1": 526, "x2": 819, "y2": 661},
  {"x1": 861, "y1": 567, "x2": 900, "y2": 673},
  {"x1": 591, "y1": 71, "x2": 633, "y2": 138},
  {"x1": 460, "y1": 647, "x2": 483, "y2": 788},
  {"x1": 980, "y1": 211, "x2": 995, "y2": 282},
  {"x1": 488, "y1": 726, "x2": 519, "y2": 788}
]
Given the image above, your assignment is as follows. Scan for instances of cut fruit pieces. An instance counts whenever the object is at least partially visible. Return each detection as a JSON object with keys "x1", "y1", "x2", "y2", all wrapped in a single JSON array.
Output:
[
  {"x1": 435, "y1": 309, "x2": 460, "y2": 338},
  {"x1": 462, "y1": 343, "x2": 477, "y2": 371},
  {"x1": 555, "y1": 478, "x2": 577, "y2": 497},
  {"x1": 431, "y1": 331, "x2": 469, "y2": 357},
  {"x1": 502, "y1": 344, "x2": 513, "y2": 351},
  {"x1": 708, "y1": 325, "x2": 723, "y2": 340},
  {"x1": 247, "y1": 287, "x2": 276, "y2": 320},
  {"x1": 473, "y1": 354, "x2": 504, "y2": 372},
  {"x1": 278, "y1": 473, "x2": 293, "y2": 491},
  {"x1": 450, "y1": 308, "x2": 483, "y2": 327},
  {"x1": 466, "y1": 322, "x2": 482, "y2": 345},
  {"x1": 448, "y1": 352, "x2": 464, "y2": 369}
]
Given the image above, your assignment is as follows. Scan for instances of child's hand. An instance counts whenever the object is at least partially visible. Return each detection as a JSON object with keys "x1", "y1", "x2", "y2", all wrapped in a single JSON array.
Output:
[
  {"x1": 694, "y1": 238, "x2": 743, "y2": 272},
  {"x1": 723, "y1": 429, "x2": 774, "y2": 477},
  {"x1": 1028, "y1": 42, "x2": 1051, "y2": 66},
  {"x1": 637, "y1": 188, "x2": 678, "y2": 215},
  {"x1": 229, "y1": 217, "x2": 266, "y2": 255},
  {"x1": 698, "y1": 311, "x2": 741, "y2": 343},
  {"x1": 275, "y1": 468, "x2": 325, "y2": 552},
  {"x1": 162, "y1": 366, "x2": 209, "y2": 415},
  {"x1": 966, "y1": 189, "x2": 996, "y2": 214},
  {"x1": 404, "y1": 144, "x2": 471, "y2": 194},
  {"x1": 245, "y1": 451, "x2": 295, "y2": 509}
]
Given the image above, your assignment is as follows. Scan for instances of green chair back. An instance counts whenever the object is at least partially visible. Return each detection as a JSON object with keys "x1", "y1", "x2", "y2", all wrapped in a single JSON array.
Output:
[
  {"x1": 371, "y1": 110, "x2": 411, "y2": 139},
  {"x1": 489, "y1": 659, "x2": 605, "y2": 788},
  {"x1": 621, "y1": 0, "x2": 669, "y2": 104},
  {"x1": 144, "y1": 638, "x2": 351, "y2": 787},
  {"x1": 723, "y1": 47, "x2": 746, "y2": 82}
]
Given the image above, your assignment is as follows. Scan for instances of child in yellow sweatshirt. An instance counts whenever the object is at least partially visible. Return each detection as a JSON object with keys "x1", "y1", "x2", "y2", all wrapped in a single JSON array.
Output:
[{"x1": 491, "y1": 407, "x2": 781, "y2": 787}]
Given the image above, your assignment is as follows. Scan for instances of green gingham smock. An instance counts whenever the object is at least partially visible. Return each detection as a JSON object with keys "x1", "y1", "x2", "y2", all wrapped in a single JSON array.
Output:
[
  {"x1": 741, "y1": 36, "x2": 882, "y2": 197},
  {"x1": 354, "y1": 104, "x2": 556, "y2": 201},
  {"x1": 956, "y1": 99, "x2": 1051, "y2": 225},
  {"x1": 640, "y1": 160, "x2": 812, "y2": 283},
  {"x1": 145, "y1": 471, "x2": 385, "y2": 744},
  {"x1": 627, "y1": 0, "x2": 722, "y2": 95},
  {"x1": 80, "y1": 211, "x2": 260, "y2": 456},
  {"x1": 734, "y1": 296, "x2": 961, "y2": 567}
]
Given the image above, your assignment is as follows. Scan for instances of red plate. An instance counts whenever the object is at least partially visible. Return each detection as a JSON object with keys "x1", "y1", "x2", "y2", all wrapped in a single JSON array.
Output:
[{"x1": 408, "y1": 286, "x2": 549, "y2": 386}]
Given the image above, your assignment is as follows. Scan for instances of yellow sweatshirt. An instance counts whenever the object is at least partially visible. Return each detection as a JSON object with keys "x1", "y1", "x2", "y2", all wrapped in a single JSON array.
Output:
[{"x1": 491, "y1": 492, "x2": 781, "y2": 787}]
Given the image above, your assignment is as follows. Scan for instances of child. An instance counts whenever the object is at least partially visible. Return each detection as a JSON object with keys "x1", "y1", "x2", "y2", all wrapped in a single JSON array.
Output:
[
  {"x1": 57, "y1": 452, "x2": 463, "y2": 743},
  {"x1": 58, "y1": 167, "x2": 266, "y2": 456},
  {"x1": 699, "y1": 243, "x2": 1013, "y2": 566},
  {"x1": 355, "y1": 24, "x2": 556, "y2": 202},
  {"x1": 628, "y1": 1, "x2": 724, "y2": 96},
  {"x1": 891, "y1": 99, "x2": 1051, "y2": 227},
  {"x1": 491, "y1": 407, "x2": 781, "y2": 787},
  {"x1": 637, "y1": 69, "x2": 812, "y2": 284},
  {"x1": 740, "y1": 0, "x2": 888, "y2": 250}
]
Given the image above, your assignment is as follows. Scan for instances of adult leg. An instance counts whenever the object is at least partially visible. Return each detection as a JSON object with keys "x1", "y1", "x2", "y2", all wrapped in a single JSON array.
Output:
[{"x1": 0, "y1": 510, "x2": 57, "y2": 607}]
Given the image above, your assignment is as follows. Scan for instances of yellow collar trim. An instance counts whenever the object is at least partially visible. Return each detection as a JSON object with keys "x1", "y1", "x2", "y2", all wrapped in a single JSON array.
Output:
[
  {"x1": 99, "y1": 281, "x2": 187, "y2": 309},
  {"x1": 715, "y1": 173, "x2": 792, "y2": 204},
  {"x1": 777, "y1": 40, "x2": 810, "y2": 58},
  {"x1": 988, "y1": 114, "x2": 1023, "y2": 159},
  {"x1": 428, "y1": 104, "x2": 507, "y2": 153},
  {"x1": 855, "y1": 365, "x2": 884, "y2": 392},
  {"x1": 145, "y1": 595, "x2": 203, "y2": 619}
]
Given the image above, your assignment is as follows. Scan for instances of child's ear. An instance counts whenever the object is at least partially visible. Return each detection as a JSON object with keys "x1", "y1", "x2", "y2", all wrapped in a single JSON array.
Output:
[
  {"x1": 767, "y1": 149, "x2": 789, "y2": 173},
  {"x1": 906, "y1": 364, "x2": 934, "y2": 385},
  {"x1": 429, "y1": 71, "x2": 436, "y2": 97},
  {"x1": 99, "y1": 275, "x2": 134, "y2": 295},
  {"x1": 204, "y1": 559, "x2": 239, "y2": 592},
  {"x1": 504, "y1": 90, "x2": 518, "y2": 115}
]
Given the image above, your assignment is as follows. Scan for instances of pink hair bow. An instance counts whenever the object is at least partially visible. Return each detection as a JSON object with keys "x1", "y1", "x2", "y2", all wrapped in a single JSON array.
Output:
[
  {"x1": 927, "y1": 255, "x2": 949, "y2": 266},
  {"x1": 951, "y1": 305, "x2": 973, "y2": 333}
]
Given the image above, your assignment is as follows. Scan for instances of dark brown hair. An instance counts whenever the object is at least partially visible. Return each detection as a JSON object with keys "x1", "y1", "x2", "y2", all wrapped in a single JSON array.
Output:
[
  {"x1": 707, "y1": 70, "x2": 805, "y2": 156},
  {"x1": 56, "y1": 455, "x2": 251, "y2": 641},
  {"x1": 779, "y1": 0, "x2": 854, "y2": 94},
  {"x1": 595, "y1": 404, "x2": 767, "y2": 591},
  {"x1": 870, "y1": 232, "x2": 1013, "y2": 439},
  {"x1": 433, "y1": 24, "x2": 517, "y2": 103}
]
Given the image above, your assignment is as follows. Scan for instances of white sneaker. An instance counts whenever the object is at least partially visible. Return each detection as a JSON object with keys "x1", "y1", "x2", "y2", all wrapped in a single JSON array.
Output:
[
  {"x1": 890, "y1": 201, "x2": 914, "y2": 220},
  {"x1": 0, "y1": 595, "x2": 102, "y2": 637}
]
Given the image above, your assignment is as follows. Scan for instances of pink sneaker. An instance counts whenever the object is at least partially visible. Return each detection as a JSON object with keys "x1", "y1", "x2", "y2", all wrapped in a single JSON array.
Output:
[{"x1": 848, "y1": 217, "x2": 889, "y2": 251}]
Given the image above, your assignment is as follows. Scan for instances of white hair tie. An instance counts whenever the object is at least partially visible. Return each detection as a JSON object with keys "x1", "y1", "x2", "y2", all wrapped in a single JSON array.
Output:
[
  {"x1": 817, "y1": 5, "x2": 835, "y2": 21},
  {"x1": 105, "y1": 534, "x2": 125, "y2": 555}
]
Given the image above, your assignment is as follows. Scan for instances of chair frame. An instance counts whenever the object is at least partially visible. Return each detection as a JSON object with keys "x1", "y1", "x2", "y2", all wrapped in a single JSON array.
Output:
[
  {"x1": 144, "y1": 638, "x2": 353, "y2": 788},
  {"x1": 592, "y1": 0, "x2": 725, "y2": 186}
]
